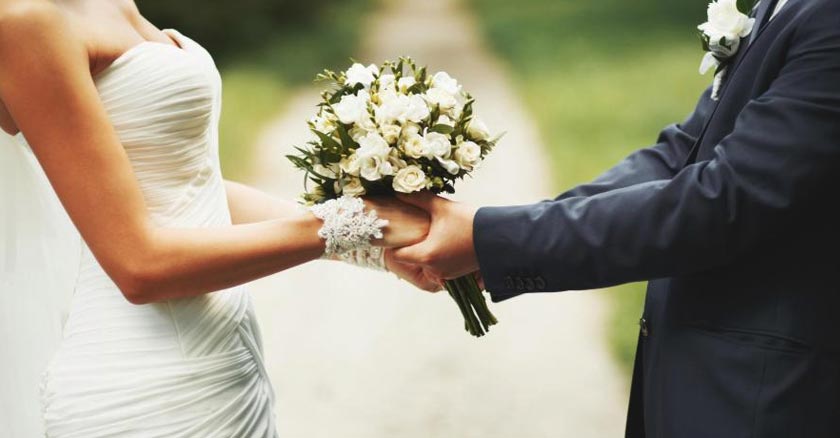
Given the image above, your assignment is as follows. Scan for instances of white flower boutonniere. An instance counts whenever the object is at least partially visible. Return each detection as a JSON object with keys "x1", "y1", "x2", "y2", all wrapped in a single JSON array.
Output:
[{"x1": 698, "y1": 0, "x2": 757, "y2": 99}]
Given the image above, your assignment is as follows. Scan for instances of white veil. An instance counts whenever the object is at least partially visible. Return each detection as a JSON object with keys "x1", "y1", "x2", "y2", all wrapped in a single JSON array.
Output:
[{"x1": 0, "y1": 131, "x2": 81, "y2": 436}]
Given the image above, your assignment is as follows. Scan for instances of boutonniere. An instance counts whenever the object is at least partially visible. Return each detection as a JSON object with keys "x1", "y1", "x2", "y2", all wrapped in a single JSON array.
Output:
[{"x1": 698, "y1": 0, "x2": 757, "y2": 100}]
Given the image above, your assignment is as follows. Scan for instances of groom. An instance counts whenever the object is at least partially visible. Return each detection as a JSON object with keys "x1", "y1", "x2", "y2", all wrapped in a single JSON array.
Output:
[{"x1": 392, "y1": 0, "x2": 840, "y2": 436}]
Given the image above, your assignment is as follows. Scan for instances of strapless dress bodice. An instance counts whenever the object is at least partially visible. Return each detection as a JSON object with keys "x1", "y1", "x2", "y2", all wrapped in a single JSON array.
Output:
[{"x1": 21, "y1": 30, "x2": 278, "y2": 437}]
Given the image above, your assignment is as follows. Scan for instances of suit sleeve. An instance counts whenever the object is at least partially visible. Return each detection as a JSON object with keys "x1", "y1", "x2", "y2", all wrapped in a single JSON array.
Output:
[
  {"x1": 555, "y1": 87, "x2": 714, "y2": 201},
  {"x1": 475, "y1": 2, "x2": 840, "y2": 302}
]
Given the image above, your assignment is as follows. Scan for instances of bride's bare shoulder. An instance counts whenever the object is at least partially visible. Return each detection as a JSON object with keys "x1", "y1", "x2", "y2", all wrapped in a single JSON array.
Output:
[
  {"x1": 0, "y1": 1, "x2": 85, "y2": 65},
  {"x1": 0, "y1": 1, "x2": 84, "y2": 53}
]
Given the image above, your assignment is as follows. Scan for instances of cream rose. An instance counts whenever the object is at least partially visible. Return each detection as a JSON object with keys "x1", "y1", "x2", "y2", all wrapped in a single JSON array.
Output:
[
  {"x1": 356, "y1": 133, "x2": 394, "y2": 181},
  {"x1": 401, "y1": 133, "x2": 429, "y2": 159},
  {"x1": 392, "y1": 165, "x2": 428, "y2": 193},
  {"x1": 424, "y1": 132, "x2": 452, "y2": 159},
  {"x1": 437, "y1": 115, "x2": 454, "y2": 128},
  {"x1": 340, "y1": 154, "x2": 361, "y2": 176},
  {"x1": 340, "y1": 177, "x2": 366, "y2": 196},
  {"x1": 454, "y1": 140, "x2": 482, "y2": 170},
  {"x1": 380, "y1": 123, "x2": 402, "y2": 145},
  {"x1": 467, "y1": 116, "x2": 491, "y2": 141}
]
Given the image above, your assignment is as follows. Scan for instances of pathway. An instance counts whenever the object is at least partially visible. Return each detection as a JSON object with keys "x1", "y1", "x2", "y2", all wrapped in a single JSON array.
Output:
[{"x1": 247, "y1": 0, "x2": 628, "y2": 436}]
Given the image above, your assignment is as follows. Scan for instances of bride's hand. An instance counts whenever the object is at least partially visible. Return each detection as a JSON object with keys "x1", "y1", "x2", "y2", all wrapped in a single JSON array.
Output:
[{"x1": 364, "y1": 197, "x2": 430, "y2": 248}]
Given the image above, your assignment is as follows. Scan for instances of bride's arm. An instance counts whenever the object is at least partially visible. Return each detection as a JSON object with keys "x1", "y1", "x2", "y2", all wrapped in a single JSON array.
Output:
[
  {"x1": 224, "y1": 180, "x2": 299, "y2": 225},
  {"x1": 0, "y1": 7, "x2": 428, "y2": 304}
]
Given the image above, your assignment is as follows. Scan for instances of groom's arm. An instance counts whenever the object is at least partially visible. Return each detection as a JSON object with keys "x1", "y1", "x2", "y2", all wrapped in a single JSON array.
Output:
[
  {"x1": 475, "y1": 1, "x2": 840, "y2": 301},
  {"x1": 553, "y1": 87, "x2": 714, "y2": 202}
]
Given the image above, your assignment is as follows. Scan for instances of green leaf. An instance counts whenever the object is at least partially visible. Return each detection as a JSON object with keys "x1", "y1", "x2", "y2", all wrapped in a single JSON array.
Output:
[
  {"x1": 429, "y1": 124, "x2": 454, "y2": 135},
  {"x1": 313, "y1": 130, "x2": 342, "y2": 152},
  {"x1": 335, "y1": 124, "x2": 359, "y2": 151}
]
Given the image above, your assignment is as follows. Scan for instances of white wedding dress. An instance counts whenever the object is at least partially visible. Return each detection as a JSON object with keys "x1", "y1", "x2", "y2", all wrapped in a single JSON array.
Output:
[{"x1": 1, "y1": 30, "x2": 277, "y2": 437}]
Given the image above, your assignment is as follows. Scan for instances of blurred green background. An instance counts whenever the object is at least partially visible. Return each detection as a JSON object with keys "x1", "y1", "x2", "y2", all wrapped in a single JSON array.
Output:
[{"x1": 138, "y1": 0, "x2": 711, "y2": 375}]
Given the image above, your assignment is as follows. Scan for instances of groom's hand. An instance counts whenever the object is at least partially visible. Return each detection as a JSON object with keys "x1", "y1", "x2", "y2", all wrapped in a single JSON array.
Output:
[
  {"x1": 384, "y1": 249, "x2": 444, "y2": 292},
  {"x1": 392, "y1": 192, "x2": 480, "y2": 280}
]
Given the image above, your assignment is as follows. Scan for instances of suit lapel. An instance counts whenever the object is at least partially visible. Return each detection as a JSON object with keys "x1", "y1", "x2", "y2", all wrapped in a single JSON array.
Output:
[{"x1": 750, "y1": 0, "x2": 781, "y2": 44}]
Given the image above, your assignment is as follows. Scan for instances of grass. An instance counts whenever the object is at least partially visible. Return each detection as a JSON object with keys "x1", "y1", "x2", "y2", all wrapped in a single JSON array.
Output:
[
  {"x1": 215, "y1": 0, "x2": 374, "y2": 180},
  {"x1": 470, "y1": 0, "x2": 712, "y2": 374}
]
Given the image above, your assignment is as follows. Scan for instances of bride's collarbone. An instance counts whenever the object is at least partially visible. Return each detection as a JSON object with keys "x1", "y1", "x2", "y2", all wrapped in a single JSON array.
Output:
[{"x1": 43, "y1": 0, "x2": 176, "y2": 74}]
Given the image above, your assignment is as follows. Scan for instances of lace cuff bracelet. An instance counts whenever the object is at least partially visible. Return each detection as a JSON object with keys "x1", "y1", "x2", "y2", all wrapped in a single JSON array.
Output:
[{"x1": 309, "y1": 196, "x2": 389, "y2": 256}]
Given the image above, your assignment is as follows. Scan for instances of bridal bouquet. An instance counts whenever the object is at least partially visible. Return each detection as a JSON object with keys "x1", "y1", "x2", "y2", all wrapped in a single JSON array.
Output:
[{"x1": 287, "y1": 57, "x2": 501, "y2": 337}]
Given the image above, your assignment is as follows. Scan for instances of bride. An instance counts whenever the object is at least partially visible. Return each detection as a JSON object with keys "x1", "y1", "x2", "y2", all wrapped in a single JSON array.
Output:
[{"x1": 0, "y1": 0, "x2": 441, "y2": 436}]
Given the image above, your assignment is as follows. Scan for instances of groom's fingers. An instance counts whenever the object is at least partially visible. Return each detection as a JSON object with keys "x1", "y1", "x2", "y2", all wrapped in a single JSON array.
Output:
[{"x1": 391, "y1": 241, "x2": 433, "y2": 268}]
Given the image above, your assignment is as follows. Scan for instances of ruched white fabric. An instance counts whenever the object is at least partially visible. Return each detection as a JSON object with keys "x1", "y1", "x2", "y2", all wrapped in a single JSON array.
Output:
[{"x1": 15, "y1": 29, "x2": 277, "y2": 437}]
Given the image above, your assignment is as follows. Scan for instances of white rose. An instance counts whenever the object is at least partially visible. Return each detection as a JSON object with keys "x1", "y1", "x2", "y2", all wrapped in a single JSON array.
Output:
[
  {"x1": 401, "y1": 122, "x2": 421, "y2": 138},
  {"x1": 436, "y1": 115, "x2": 454, "y2": 127},
  {"x1": 424, "y1": 132, "x2": 452, "y2": 159},
  {"x1": 380, "y1": 123, "x2": 402, "y2": 145},
  {"x1": 340, "y1": 154, "x2": 361, "y2": 176},
  {"x1": 341, "y1": 178, "x2": 366, "y2": 196},
  {"x1": 388, "y1": 150, "x2": 408, "y2": 171},
  {"x1": 356, "y1": 133, "x2": 394, "y2": 181},
  {"x1": 401, "y1": 134, "x2": 429, "y2": 159},
  {"x1": 405, "y1": 94, "x2": 431, "y2": 123},
  {"x1": 357, "y1": 132, "x2": 390, "y2": 157},
  {"x1": 348, "y1": 126, "x2": 368, "y2": 142},
  {"x1": 375, "y1": 94, "x2": 410, "y2": 124},
  {"x1": 437, "y1": 157, "x2": 461, "y2": 175},
  {"x1": 425, "y1": 88, "x2": 457, "y2": 111},
  {"x1": 345, "y1": 63, "x2": 377, "y2": 88},
  {"x1": 454, "y1": 140, "x2": 482, "y2": 170},
  {"x1": 467, "y1": 116, "x2": 491, "y2": 141},
  {"x1": 431, "y1": 71, "x2": 461, "y2": 95},
  {"x1": 335, "y1": 178, "x2": 366, "y2": 197},
  {"x1": 397, "y1": 76, "x2": 417, "y2": 93},
  {"x1": 697, "y1": 0, "x2": 754, "y2": 63},
  {"x1": 333, "y1": 90, "x2": 371, "y2": 125},
  {"x1": 392, "y1": 165, "x2": 428, "y2": 193}
]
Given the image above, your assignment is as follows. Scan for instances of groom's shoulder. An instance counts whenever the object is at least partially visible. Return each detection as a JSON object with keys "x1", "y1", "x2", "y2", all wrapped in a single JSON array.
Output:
[{"x1": 792, "y1": 0, "x2": 840, "y2": 31}]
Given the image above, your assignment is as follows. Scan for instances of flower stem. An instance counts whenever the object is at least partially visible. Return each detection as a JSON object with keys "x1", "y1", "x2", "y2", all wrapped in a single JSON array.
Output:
[
  {"x1": 445, "y1": 281, "x2": 478, "y2": 335},
  {"x1": 447, "y1": 279, "x2": 483, "y2": 336}
]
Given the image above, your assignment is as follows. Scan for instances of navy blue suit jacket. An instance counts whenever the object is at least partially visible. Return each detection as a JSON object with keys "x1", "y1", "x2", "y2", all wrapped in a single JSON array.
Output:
[{"x1": 474, "y1": 0, "x2": 840, "y2": 436}]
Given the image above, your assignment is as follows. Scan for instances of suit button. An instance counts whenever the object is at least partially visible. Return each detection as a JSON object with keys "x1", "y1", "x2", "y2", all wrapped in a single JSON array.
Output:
[
  {"x1": 523, "y1": 278, "x2": 535, "y2": 291},
  {"x1": 514, "y1": 277, "x2": 525, "y2": 291},
  {"x1": 504, "y1": 276, "x2": 514, "y2": 290},
  {"x1": 534, "y1": 276, "x2": 546, "y2": 289},
  {"x1": 639, "y1": 318, "x2": 649, "y2": 337}
]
